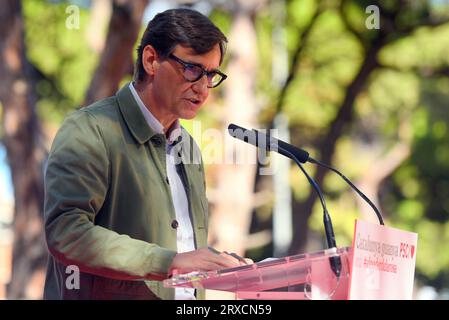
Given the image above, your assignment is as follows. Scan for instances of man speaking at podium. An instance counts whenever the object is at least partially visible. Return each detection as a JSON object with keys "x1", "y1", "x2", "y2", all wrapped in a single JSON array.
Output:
[{"x1": 43, "y1": 8, "x2": 249, "y2": 300}]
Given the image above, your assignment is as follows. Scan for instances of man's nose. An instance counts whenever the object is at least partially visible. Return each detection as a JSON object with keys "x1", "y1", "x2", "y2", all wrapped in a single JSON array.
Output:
[{"x1": 192, "y1": 75, "x2": 209, "y2": 94}]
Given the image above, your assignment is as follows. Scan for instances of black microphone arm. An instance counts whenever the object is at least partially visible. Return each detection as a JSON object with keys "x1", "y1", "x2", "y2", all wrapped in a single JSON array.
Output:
[
  {"x1": 308, "y1": 158, "x2": 385, "y2": 225},
  {"x1": 227, "y1": 123, "x2": 385, "y2": 225},
  {"x1": 271, "y1": 147, "x2": 342, "y2": 278}
]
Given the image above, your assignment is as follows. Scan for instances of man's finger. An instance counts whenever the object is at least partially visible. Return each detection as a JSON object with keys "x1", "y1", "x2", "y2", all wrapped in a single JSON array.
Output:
[
  {"x1": 227, "y1": 252, "x2": 249, "y2": 265},
  {"x1": 208, "y1": 246, "x2": 221, "y2": 255},
  {"x1": 205, "y1": 249, "x2": 239, "y2": 268}
]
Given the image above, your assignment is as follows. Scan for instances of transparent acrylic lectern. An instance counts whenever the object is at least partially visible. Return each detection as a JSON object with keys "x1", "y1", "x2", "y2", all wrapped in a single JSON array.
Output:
[{"x1": 164, "y1": 246, "x2": 353, "y2": 300}]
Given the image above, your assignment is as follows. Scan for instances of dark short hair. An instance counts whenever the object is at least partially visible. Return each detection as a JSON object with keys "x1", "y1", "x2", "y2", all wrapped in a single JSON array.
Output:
[{"x1": 134, "y1": 8, "x2": 228, "y2": 82}]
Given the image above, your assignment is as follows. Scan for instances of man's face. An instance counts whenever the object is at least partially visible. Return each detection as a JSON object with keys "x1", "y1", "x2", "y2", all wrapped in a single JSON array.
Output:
[{"x1": 151, "y1": 44, "x2": 222, "y2": 121}]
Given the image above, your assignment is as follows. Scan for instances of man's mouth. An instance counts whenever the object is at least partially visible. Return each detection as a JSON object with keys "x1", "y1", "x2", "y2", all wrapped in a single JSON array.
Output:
[{"x1": 186, "y1": 98, "x2": 202, "y2": 106}]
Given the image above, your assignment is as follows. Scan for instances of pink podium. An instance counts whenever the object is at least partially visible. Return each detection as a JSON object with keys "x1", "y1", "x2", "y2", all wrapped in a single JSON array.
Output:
[
  {"x1": 164, "y1": 220, "x2": 418, "y2": 299},
  {"x1": 163, "y1": 246, "x2": 353, "y2": 300}
]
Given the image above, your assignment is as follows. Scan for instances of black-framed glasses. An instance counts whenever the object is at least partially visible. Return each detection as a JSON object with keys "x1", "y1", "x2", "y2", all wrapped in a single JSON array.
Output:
[{"x1": 168, "y1": 54, "x2": 227, "y2": 88}]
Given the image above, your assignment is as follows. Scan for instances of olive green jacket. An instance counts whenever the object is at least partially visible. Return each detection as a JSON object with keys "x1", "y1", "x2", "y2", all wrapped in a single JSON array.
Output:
[{"x1": 43, "y1": 84, "x2": 209, "y2": 300}]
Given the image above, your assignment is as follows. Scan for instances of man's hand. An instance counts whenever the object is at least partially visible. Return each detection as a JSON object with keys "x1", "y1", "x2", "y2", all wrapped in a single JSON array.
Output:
[{"x1": 168, "y1": 247, "x2": 253, "y2": 276}]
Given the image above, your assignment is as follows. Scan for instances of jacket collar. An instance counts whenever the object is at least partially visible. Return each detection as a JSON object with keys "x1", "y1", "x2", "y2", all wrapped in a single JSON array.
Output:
[
  {"x1": 128, "y1": 82, "x2": 183, "y2": 146},
  {"x1": 116, "y1": 83, "x2": 158, "y2": 145}
]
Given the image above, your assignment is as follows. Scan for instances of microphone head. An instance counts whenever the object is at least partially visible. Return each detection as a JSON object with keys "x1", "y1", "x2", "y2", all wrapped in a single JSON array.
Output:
[
  {"x1": 228, "y1": 123, "x2": 310, "y2": 163},
  {"x1": 227, "y1": 123, "x2": 257, "y2": 146},
  {"x1": 227, "y1": 123, "x2": 245, "y2": 135}
]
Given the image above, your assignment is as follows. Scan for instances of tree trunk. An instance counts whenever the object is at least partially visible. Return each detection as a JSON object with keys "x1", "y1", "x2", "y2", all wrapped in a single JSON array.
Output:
[
  {"x1": 0, "y1": 0, "x2": 47, "y2": 299},
  {"x1": 86, "y1": 0, "x2": 113, "y2": 54},
  {"x1": 208, "y1": 9, "x2": 259, "y2": 256},
  {"x1": 83, "y1": 0, "x2": 149, "y2": 106},
  {"x1": 356, "y1": 140, "x2": 411, "y2": 222},
  {"x1": 257, "y1": 2, "x2": 322, "y2": 257}
]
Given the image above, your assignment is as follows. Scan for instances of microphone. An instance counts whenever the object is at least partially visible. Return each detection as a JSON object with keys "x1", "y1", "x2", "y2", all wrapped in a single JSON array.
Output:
[
  {"x1": 227, "y1": 123, "x2": 385, "y2": 225},
  {"x1": 227, "y1": 123, "x2": 310, "y2": 163},
  {"x1": 228, "y1": 123, "x2": 341, "y2": 277}
]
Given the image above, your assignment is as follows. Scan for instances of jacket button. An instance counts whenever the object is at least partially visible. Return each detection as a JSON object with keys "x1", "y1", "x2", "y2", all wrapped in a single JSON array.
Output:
[
  {"x1": 151, "y1": 136, "x2": 163, "y2": 147},
  {"x1": 171, "y1": 220, "x2": 179, "y2": 229},
  {"x1": 166, "y1": 177, "x2": 170, "y2": 185}
]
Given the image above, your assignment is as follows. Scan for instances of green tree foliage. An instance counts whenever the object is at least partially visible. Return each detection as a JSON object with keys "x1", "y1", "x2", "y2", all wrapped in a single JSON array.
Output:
[
  {"x1": 23, "y1": 0, "x2": 97, "y2": 124},
  {"x1": 306, "y1": 1, "x2": 449, "y2": 290},
  {"x1": 246, "y1": 0, "x2": 449, "y2": 290}
]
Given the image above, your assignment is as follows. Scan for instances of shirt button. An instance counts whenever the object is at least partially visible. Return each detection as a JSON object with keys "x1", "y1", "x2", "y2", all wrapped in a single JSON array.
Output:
[
  {"x1": 171, "y1": 220, "x2": 179, "y2": 229},
  {"x1": 151, "y1": 136, "x2": 162, "y2": 147}
]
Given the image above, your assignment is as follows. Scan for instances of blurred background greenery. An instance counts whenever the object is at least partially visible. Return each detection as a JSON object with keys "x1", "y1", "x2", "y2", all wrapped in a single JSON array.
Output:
[{"x1": 1, "y1": 0, "x2": 449, "y2": 299}]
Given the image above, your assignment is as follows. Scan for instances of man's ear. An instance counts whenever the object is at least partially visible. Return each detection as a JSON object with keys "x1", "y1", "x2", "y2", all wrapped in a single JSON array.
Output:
[{"x1": 142, "y1": 45, "x2": 159, "y2": 77}]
